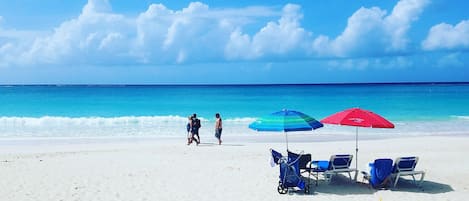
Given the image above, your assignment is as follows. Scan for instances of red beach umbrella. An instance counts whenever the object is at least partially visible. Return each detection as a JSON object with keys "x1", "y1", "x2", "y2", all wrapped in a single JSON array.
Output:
[{"x1": 321, "y1": 108, "x2": 394, "y2": 173}]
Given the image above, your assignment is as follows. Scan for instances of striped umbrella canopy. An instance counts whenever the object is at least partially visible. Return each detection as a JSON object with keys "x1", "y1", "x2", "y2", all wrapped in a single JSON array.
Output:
[{"x1": 249, "y1": 109, "x2": 323, "y2": 150}]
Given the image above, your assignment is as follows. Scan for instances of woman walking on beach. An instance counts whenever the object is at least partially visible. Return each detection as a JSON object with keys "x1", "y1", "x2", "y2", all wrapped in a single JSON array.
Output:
[
  {"x1": 186, "y1": 116, "x2": 192, "y2": 145},
  {"x1": 215, "y1": 113, "x2": 222, "y2": 145}
]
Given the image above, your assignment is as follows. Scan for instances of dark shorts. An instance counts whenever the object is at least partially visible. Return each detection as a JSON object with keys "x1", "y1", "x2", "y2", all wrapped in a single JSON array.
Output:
[{"x1": 215, "y1": 128, "x2": 222, "y2": 138}]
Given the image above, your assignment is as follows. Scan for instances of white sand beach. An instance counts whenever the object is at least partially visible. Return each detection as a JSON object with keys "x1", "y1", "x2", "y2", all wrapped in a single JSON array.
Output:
[{"x1": 0, "y1": 135, "x2": 467, "y2": 201}]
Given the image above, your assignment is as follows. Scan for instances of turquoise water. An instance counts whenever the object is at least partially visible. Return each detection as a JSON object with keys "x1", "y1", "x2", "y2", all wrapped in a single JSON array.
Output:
[{"x1": 1, "y1": 83, "x2": 469, "y2": 137}]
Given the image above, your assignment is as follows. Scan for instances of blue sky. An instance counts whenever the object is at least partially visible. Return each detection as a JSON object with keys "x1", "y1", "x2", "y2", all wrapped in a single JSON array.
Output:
[{"x1": 0, "y1": 0, "x2": 468, "y2": 84}]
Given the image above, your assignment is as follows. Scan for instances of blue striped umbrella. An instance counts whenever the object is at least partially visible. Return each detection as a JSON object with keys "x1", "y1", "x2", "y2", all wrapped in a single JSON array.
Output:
[{"x1": 249, "y1": 109, "x2": 323, "y2": 150}]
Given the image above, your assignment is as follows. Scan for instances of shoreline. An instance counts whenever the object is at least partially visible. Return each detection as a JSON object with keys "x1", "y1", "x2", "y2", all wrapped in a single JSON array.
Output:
[{"x1": 1, "y1": 133, "x2": 468, "y2": 153}]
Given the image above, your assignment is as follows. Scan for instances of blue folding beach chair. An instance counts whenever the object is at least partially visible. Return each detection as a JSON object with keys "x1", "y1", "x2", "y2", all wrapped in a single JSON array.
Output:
[
  {"x1": 362, "y1": 158, "x2": 393, "y2": 189},
  {"x1": 270, "y1": 149, "x2": 307, "y2": 194}
]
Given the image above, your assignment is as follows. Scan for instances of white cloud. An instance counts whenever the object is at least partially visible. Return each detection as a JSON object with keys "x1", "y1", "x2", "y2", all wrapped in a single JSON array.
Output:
[
  {"x1": 133, "y1": 2, "x2": 235, "y2": 64},
  {"x1": 225, "y1": 4, "x2": 312, "y2": 60},
  {"x1": 82, "y1": 0, "x2": 112, "y2": 15},
  {"x1": 18, "y1": 0, "x2": 133, "y2": 65},
  {"x1": 313, "y1": 0, "x2": 428, "y2": 57},
  {"x1": 422, "y1": 20, "x2": 469, "y2": 51},
  {"x1": 0, "y1": 0, "x2": 434, "y2": 69},
  {"x1": 0, "y1": 0, "x2": 283, "y2": 67},
  {"x1": 132, "y1": 2, "x2": 284, "y2": 64}
]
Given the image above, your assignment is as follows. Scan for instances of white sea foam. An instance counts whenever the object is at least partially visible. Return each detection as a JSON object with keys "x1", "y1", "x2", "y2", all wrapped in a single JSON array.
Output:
[
  {"x1": 0, "y1": 116, "x2": 260, "y2": 138},
  {"x1": 452, "y1": 115, "x2": 469, "y2": 120},
  {"x1": 0, "y1": 116, "x2": 468, "y2": 138}
]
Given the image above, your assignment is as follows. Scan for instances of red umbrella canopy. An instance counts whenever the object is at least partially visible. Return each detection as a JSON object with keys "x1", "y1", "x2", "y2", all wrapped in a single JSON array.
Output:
[{"x1": 321, "y1": 108, "x2": 394, "y2": 128}]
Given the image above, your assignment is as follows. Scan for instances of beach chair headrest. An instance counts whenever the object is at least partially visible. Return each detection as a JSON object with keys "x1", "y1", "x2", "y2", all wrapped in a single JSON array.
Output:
[
  {"x1": 394, "y1": 156, "x2": 418, "y2": 172},
  {"x1": 330, "y1": 154, "x2": 353, "y2": 169}
]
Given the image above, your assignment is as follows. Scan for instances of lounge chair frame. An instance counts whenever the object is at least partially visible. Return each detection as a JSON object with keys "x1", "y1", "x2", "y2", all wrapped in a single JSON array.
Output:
[
  {"x1": 312, "y1": 154, "x2": 357, "y2": 184},
  {"x1": 392, "y1": 156, "x2": 425, "y2": 187}
]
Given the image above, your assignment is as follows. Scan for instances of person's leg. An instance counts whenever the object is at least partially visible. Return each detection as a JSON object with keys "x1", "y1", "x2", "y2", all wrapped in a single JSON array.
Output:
[
  {"x1": 191, "y1": 132, "x2": 197, "y2": 144},
  {"x1": 187, "y1": 132, "x2": 191, "y2": 145},
  {"x1": 216, "y1": 129, "x2": 222, "y2": 145}
]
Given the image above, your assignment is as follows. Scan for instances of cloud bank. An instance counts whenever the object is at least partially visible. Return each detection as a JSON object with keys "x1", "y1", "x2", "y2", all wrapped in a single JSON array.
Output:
[
  {"x1": 313, "y1": 0, "x2": 429, "y2": 57},
  {"x1": 0, "y1": 0, "x2": 466, "y2": 68}
]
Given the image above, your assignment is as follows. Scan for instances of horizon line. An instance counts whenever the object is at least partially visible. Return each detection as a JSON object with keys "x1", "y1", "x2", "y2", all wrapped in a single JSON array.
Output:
[{"x1": 1, "y1": 81, "x2": 469, "y2": 87}]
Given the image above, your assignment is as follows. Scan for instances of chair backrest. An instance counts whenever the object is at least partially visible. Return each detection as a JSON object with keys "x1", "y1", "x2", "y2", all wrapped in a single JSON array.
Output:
[
  {"x1": 329, "y1": 154, "x2": 353, "y2": 170},
  {"x1": 393, "y1": 156, "x2": 419, "y2": 173},
  {"x1": 270, "y1": 149, "x2": 283, "y2": 165},
  {"x1": 287, "y1": 151, "x2": 311, "y2": 170}
]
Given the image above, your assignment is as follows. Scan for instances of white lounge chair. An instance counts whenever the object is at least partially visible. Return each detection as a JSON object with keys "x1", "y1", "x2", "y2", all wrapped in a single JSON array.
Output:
[
  {"x1": 312, "y1": 154, "x2": 357, "y2": 184},
  {"x1": 392, "y1": 156, "x2": 425, "y2": 187}
]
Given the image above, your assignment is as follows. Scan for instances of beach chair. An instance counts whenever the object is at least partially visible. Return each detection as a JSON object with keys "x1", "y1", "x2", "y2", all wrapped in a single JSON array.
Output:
[
  {"x1": 288, "y1": 151, "x2": 313, "y2": 191},
  {"x1": 391, "y1": 156, "x2": 425, "y2": 187},
  {"x1": 362, "y1": 158, "x2": 393, "y2": 189},
  {"x1": 311, "y1": 154, "x2": 357, "y2": 184},
  {"x1": 270, "y1": 149, "x2": 307, "y2": 194}
]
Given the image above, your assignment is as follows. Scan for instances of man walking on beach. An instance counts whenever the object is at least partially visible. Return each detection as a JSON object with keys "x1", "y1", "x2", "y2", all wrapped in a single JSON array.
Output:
[
  {"x1": 215, "y1": 113, "x2": 222, "y2": 145},
  {"x1": 191, "y1": 114, "x2": 201, "y2": 145}
]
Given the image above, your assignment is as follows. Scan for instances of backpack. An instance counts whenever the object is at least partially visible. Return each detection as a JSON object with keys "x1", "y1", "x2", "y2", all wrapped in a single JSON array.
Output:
[
  {"x1": 192, "y1": 118, "x2": 201, "y2": 129},
  {"x1": 196, "y1": 119, "x2": 201, "y2": 128}
]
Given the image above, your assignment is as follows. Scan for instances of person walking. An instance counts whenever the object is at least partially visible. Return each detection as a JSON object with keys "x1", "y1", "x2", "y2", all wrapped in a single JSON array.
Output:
[
  {"x1": 186, "y1": 116, "x2": 192, "y2": 145},
  {"x1": 191, "y1": 113, "x2": 201, "y2": 145},
  {"x1": 215, "y1": 113, "x2": 222, "y2": 145}
]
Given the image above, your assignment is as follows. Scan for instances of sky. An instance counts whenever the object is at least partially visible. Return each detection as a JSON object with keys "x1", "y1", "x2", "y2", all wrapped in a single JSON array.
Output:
[{"x1": 0, "y1": 0, "x2": 468, "y2": 84}]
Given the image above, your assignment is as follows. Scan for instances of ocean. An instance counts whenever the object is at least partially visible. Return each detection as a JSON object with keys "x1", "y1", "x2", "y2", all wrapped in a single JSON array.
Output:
[{"x1": 1, "y1": 83, "x2": 469, "y2": 138}]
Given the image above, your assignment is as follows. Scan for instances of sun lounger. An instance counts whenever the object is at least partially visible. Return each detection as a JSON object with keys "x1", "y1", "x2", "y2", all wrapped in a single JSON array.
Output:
[
  {"x1": 362, "y1": 158, "x2": 393, "y2": 189},
  {"x1": 392, "y1": 156, "x2": 425, "y2": 187},
  {"x1": 311, "y1": 154, "x2": 357, "y2": 184}
]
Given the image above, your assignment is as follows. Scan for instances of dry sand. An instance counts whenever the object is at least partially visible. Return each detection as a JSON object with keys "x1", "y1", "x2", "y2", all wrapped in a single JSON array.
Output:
[{"x1": 0, "y1": 135, "x2": 467, "y2": 201}]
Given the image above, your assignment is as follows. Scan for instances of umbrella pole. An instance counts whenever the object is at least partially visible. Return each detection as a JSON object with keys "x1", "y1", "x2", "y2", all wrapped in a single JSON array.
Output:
[
  {"x1": 285, "y1": 131, "x2": 289, "y2": 151},
  {"x1": 355, "y1": 127, "x2": 359, "y2": 181}
]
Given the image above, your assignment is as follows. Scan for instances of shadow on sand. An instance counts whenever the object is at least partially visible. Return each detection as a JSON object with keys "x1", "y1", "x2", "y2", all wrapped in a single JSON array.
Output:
[
  {"x1": 195, "y1": 143, "x2": 245, "y2": 147},
  {"x1": 286, "y1": 175, "x2": 453, "y2": 196},
  {"x1": 389, "y1": 178, "x2": 453, "y2": 194}
]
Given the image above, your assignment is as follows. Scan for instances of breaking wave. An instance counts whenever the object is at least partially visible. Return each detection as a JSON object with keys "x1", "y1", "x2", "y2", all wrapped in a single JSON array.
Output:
[
  {"x1": 0, "y1": 116, "x2": 468, "y2": 138},
  {"x1": 0, "y1": 116, "x2": 258, "y2": 138}
]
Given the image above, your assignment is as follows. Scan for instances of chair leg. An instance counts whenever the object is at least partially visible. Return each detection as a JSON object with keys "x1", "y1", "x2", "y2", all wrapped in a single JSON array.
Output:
[
  {"x1": 326, "y1": 173, "x2": 332, "y2": 184},
  {"x1": 418, "y1": 172, "x2": 425, "y2": 186},
  {"x1": 315, "y1": 172, "x2": 318, "y2": 186},
  {"x1": 393, "y1": 173, "x2": 400, "y2": 187}
]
